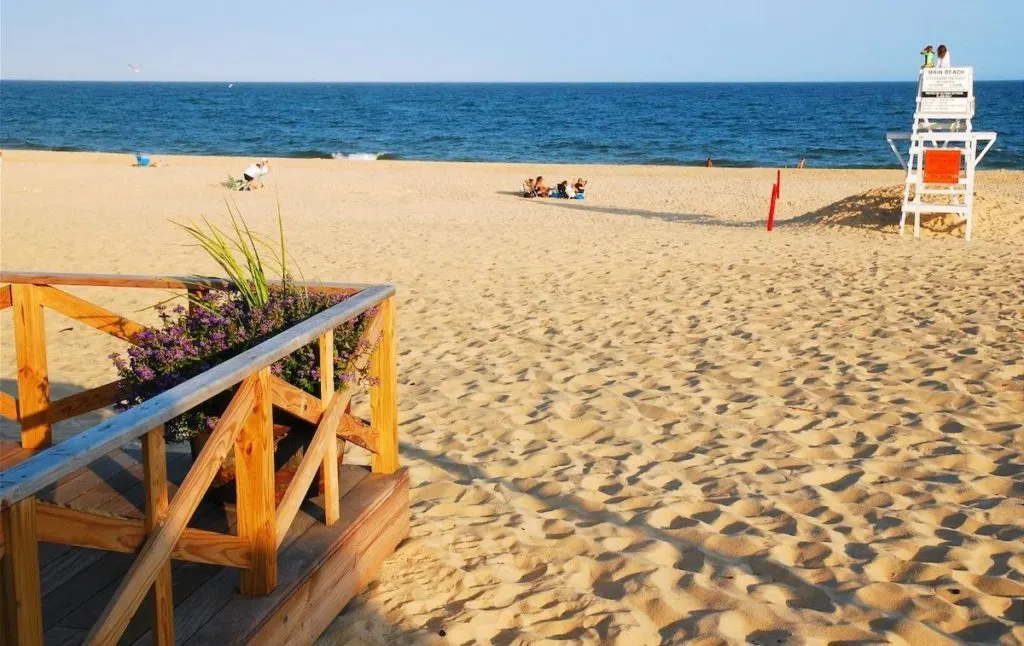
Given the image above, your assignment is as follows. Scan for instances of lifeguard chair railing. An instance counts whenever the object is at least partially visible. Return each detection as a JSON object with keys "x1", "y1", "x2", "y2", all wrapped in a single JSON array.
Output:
[
  {"x1": 885, "y1": 66, "x2": 998, "y2": 241},
  {"x1": 0, "y1": 271, "x2": 401, "y2": 645}
]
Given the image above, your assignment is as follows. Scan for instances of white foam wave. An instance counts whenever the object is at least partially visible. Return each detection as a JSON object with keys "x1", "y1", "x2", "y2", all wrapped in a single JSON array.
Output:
[{"x1": 331, "y1": 152, "x2": 385, "y2": 160}]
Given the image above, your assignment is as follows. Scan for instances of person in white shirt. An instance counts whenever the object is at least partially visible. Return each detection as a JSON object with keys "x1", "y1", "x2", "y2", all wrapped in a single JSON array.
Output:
[
  {"x1": 241, "y1": 159, "x2": 269, "y2": 189},
  {"x1": 936, "y1": 44, "x2": 951, "y2": 68}
]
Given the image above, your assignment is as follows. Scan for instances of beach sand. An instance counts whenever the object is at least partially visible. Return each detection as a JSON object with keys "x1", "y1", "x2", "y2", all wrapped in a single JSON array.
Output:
[{"x1": 1, "y1": 151, "x2": 1022, "y2": 645}]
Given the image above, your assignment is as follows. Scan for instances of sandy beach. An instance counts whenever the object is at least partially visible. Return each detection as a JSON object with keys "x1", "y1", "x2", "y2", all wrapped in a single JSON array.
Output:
[{"x1": 1, "y1": 150, "x2": 1023, "y2": 645}]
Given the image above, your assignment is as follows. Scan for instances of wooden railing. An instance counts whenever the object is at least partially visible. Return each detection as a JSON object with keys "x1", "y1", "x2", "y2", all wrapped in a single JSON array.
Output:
[{"x1": 0, "y1": 271, "x2": 398, "y2": 646}]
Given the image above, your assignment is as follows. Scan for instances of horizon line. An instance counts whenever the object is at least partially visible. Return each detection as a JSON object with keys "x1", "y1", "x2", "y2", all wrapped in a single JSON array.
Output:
[{"x1": 3, "y1": 77, "x2": 1022, "y2": 84}]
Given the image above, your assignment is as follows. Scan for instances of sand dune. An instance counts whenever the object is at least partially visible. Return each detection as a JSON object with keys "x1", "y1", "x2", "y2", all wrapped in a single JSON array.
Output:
[{"x1": 1, "y1": 151, "x2": 1022, "y2": 645}]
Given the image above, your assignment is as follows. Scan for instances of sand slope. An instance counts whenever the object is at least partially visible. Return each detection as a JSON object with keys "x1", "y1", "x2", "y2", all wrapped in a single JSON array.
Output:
[{"x1": 2, "y1": 152, "x2": 1022, "y2": 645}]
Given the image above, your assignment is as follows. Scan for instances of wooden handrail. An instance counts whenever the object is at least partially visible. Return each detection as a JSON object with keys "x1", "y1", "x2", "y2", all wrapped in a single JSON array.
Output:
[
  {"x1": 86, "y1": 377, "x2": 258, "y2": 645},
  {"x1": 36, "y1": 286, "x2": 148, "y2": 344},
  {"x1": 274, "y1": 311, "x2": 383, "y2": 544},
  {"x1": 0, "y1": 283, "x2": 395, "y2": 508},
  {"x1": 0, "y1": 270, "x2": 375, "y2": 294},
  {"x1": 33, "y1": 502, "x2": 252, "y2": 568}
]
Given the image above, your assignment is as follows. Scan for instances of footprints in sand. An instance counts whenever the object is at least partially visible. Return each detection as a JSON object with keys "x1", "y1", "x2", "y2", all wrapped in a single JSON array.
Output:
[{"x1": 312, "y1": 175, "x2": 1024, "y2": 643}]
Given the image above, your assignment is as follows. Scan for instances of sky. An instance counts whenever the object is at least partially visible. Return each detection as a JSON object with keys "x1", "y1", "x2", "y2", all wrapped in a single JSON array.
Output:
[{"x1": 2, "y1": 0, "x2": 1022, "y2": 82}]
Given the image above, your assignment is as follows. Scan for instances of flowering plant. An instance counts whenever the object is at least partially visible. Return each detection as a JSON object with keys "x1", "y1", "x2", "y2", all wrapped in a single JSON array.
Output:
[
  {"x1": 111, "y1": 205, "x2": 373, "y2": 443},
  {"x1": 112, "y1": 286, "x2": 373, "y2": 443}
]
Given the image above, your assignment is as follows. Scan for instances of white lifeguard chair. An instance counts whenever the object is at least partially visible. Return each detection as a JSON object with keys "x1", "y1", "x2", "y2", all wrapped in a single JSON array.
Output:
[{"x1": 885, "y1": 67, "x2": 997, "y2": 241}]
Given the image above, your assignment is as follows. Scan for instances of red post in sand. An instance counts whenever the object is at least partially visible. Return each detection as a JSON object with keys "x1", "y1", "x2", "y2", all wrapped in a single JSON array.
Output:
[
  {"x1": 767, "y1": 181, "x2": 778, "y2": 232},
  {"x1": 776, "y1": 169, "x2": 781, "y2": 197}
]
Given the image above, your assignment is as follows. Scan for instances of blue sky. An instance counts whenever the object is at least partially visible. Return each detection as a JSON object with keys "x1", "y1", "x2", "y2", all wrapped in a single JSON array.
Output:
[{"x1": 2, "y1": 0, "x2": 1021, "y2": 82}]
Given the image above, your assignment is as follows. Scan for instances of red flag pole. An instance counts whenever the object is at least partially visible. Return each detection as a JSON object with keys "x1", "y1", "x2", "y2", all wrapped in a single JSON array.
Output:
[
  {"x1": 776, "y1": 169, "x2": 781, "y2": 197},
  {"x1": 767, "y1": 181, "x2": 778, "y2": 232}
]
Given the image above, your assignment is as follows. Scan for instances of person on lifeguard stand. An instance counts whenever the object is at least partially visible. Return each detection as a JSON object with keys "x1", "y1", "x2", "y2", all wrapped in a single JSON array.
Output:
[{"x1": 920, "y1": 45, "x2": 936, "y2": 68}]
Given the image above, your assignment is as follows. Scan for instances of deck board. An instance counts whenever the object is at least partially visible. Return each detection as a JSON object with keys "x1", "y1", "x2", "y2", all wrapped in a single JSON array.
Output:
[{"x1": 0, "y1": 440, "x2": 407, "y2": 644}]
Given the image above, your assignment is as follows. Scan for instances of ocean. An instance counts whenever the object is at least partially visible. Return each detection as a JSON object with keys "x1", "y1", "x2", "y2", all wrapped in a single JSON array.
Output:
[{"x1": 1, "y1": 81, "x2": 1021, "y2": 169}]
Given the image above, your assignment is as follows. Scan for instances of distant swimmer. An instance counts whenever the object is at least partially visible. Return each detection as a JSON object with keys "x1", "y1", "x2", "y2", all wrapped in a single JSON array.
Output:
[
  {"x1": 936, "y1": 44, "x2": 951, "y2": 68},
  {"x1": 705, "y1": 157, "x2": 713, "y2": 168},
  {"x1": 128, "y1": 63, "x2": 141, "y2": 73}
]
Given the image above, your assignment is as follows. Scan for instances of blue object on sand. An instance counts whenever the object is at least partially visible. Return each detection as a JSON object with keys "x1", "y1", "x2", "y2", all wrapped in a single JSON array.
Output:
[
  {"x1": 136, "y1": 154, "x2": 150, "y2": 167},
  {"x1": 575, "y1": 193, "x2": 584, "y2": 200}
]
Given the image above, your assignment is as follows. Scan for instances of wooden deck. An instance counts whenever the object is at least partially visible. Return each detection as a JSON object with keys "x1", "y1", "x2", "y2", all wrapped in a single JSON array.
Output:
[{"x1": 1, "y1": 440, "x2": 409, "y2": 645}]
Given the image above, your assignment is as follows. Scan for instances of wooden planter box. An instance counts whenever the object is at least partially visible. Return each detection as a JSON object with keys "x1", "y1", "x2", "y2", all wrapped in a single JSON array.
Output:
[{"x1": 0, "y1": 271, "x2": 407, "y2": 645}]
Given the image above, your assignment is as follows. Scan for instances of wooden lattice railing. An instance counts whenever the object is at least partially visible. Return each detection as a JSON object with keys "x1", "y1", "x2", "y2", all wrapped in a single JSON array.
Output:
[{"x1": 0, "y1": 271, "x2": 398, "y2": 646}]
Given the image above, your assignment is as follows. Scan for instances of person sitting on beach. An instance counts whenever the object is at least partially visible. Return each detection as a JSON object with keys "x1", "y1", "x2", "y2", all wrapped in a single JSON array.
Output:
[
  {"x1": 920, "y1": 45, "x2": 936, "y2": 68},
  {"x1": 556, "y1": 180, "x2": 570, "y2": 199},
  {"x1": 936, "y1": 44, "x2": 951, "y2": 68},
  {"x1": 523, "y1": 177, "x2": 537, "y2": 197},
  {"x1": 572, "y1": 178, "x2": 587, "y2": 198},
  {"x1": 534, "y1": 176, "x2": 551, "y2": 198},
  {"x1": 705, "y1": 157, "x2": 714, "y2": 168},
  {"x1": 241, "y1": 159, "x2": 269, "y2": 190}
]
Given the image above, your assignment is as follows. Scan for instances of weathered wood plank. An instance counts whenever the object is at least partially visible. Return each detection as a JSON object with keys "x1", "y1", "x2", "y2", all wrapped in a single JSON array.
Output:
[
  {"x1": 28, "y1": 381, "x2": 119, "y2": 427},
  {"x1": 0, "y1": 393, "x2": 17, "y2": 422},
  {"x1": 36, "y1": 286, "x2": 148, "y2": 344},
  {"x1": 1, "y1": 498, "x2": 43, "y2": 645},
  {"x1": 269, "y1": 376, "x2": 322, "y2": 426},
  {"x1": 0, "y1": 271, "x2": 372, "y2": 294},
  {"x1": 133, "y1": 467, "x2": 370, "y2": 646},
  {"x1": 12, "y1": 284, "x2": 51, "y2": 450},
  {"x1": 370, "y1": 297, "x2": 399, "y2": 474},
  {"x1": 142, "y1": 427, "x2": 174, "y2": 646},
  {"x1": 235, "y1": 369, "x2": 277, "y2": 596},
  {"x1": 274, "y1": 313, "x2": 383, "y2": 545},
  {"x1": 34, "y1": 502, "x2": 252, "y2": 568},
  {"x1": 36, "y1": 452, "x2": 191, "y2": 594},
  {"x1": 337, "y1": 414, "x2": 379, "y2": 454},
  {"x1": 0, "y1": 284, "x2": 394, "y2": 508},
  {"x1": 275, "y1": 389, "x2": 351, "y2": 546},
  {"x1": 319, "y1": 331, "x2": 340, "y2": 527},
  {"x1": 0, "y1": 441, "x2": 33, "y2": 471},
  {"x1": 85, "y1": 377, "x2": 257, "y2": 645},
  {"x1": 188, "y1": 469, "x2": 410, "y2": 646},
  {"x1": 0, "y1": 284, "x2": 11, "y2": 310}
]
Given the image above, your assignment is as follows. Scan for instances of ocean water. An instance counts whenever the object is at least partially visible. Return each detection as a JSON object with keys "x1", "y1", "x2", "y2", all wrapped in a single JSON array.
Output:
[{"x1": 1, "y1": 81, "x2": 1021, "y2": 169}]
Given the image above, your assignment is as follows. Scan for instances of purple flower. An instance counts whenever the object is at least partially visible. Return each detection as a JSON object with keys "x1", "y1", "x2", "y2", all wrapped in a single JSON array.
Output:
[{"x1": 111, "y1": 286, "x2": 371, "y2": 443}]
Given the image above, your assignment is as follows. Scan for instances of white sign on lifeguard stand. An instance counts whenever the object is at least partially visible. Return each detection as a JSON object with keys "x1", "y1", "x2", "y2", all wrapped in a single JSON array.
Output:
[{"x1": 886, "y1": 67, "x2": 997, "y2": 241}]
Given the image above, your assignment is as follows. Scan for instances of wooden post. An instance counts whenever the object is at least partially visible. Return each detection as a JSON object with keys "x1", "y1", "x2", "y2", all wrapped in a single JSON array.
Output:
[
  {"x1": 1, "y1": 498, "x2": 43, "y2": 646},
  {"x1": 142, "y1": 427, "x2": 174, "y2": 646},
  {"x1": 11, "y1": 284, "x2": 51, "y2": 449},
  {"x1": 370, "y1": 298, "x2": 399, "y2": 474},
  {"x1": 235, "y1": 368, "x2": 277, "y2": 595},
  {"x1": 186, "y1": 286, "x2": 208, "y2": 316},
  {"x1": 319, "y1": 331, "x2": 341, "y2": 525}
]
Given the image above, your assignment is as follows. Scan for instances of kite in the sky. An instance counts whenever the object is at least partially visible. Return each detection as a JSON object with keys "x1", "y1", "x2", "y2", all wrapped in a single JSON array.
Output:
[{"x1": 128, "y1": 64, "x2": 141, "y2": 73}]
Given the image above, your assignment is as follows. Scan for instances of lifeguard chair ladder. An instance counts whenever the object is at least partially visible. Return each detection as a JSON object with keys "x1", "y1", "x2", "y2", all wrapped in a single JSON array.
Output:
[{"x1": 885, "y1": 67, "x2": 997, "y2": 241}]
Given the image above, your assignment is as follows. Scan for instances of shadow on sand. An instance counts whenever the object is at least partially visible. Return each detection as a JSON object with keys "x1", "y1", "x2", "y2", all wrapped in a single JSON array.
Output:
[
  {"x1": 779, "y1": 184, "x2": 968, "y2": 236},
  {"x1": 501, "y1": 185, "x2": 969, "y2": 237},
  {"x1": 401, "y1": 441, "x2": 1014, "y2": 644}
]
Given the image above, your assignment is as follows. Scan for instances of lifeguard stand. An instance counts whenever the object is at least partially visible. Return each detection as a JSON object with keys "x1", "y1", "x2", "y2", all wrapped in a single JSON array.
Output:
[{"x1": 885, "y1": 67, "x2": 997, "y2": 241}]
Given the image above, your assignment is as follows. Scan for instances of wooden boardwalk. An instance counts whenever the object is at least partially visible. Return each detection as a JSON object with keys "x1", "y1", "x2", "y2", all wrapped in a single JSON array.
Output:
[{"x1": 1, "y1": 440, "x2": 409, "y2": 645}]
